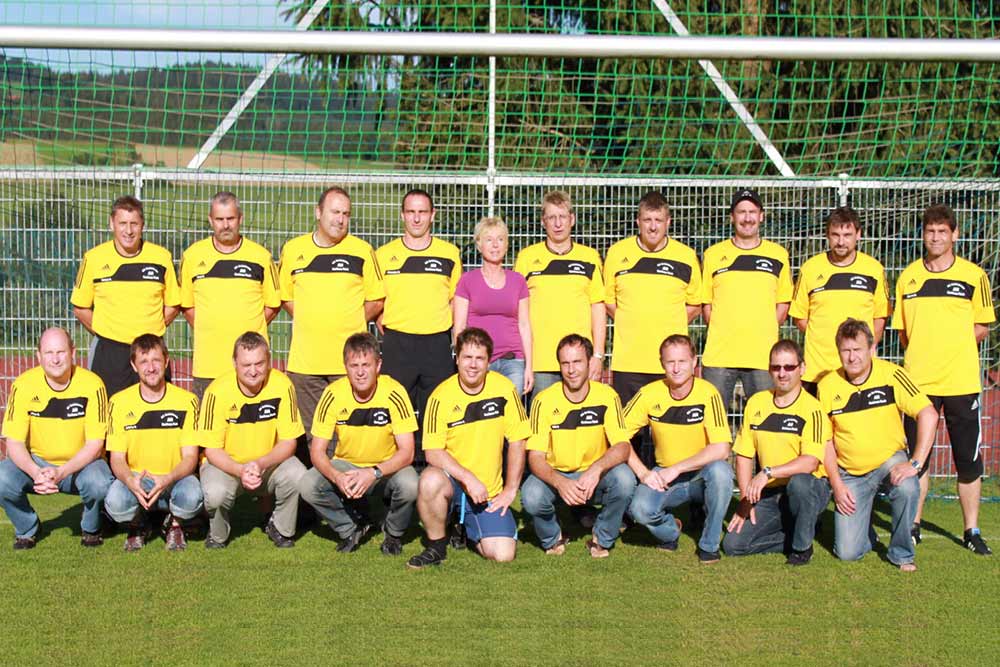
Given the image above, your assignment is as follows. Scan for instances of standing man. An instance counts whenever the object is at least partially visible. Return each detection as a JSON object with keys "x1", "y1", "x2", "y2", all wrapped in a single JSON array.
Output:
[
  {"x1": 604, "y1": 190, "x2": 701, "y2": 465},
  {"x1": 514, "y1": 190, "x2": 606, "y2": 401},
  {"x1": 791, "y1": 207, "x2": 890, "y2": 394},
  {"x1": 820, "y1": 319, "x2": 937, "y2": 571},
  {"x1": 375, "y1": 189, "x2": 461, "y2": 449},
  {"x1": 103, "y1": 334, "x2": 203, "y2": 552},
  {"x1": 0, "y1": 328, "x2": 112, "y2": 549},
  {"x1": 199, "y1": 332, "x2": 306, "y2": 548},
  {"x1": 520, "y1": 334, "x2": 636, "y2": 558},
  {"x1": 894, "y1": 204, "x2": 996, "y2": 554},
  {"x1": 701, "y1": 188, "x2": 793, "y2": 412},
  {"x1": 279, "y1": 186, "x2": 385, "y2": 438},
  {"x1": 625, "y1": 334, "x2": 734, "y2": 564},
  {"x1": 298, "y1": 333, "x2": 419, "y2": 556},
  {"x1": 722, "y1": 339, "x2": 831, "y2": 565},
  {"x1": 406, "y1": 328, "x2": 531, "y2": 569},
  {"x1": 71, "y1": 196, "x2": 181, "y2": 396},
  {"x1": 180, "y1": 191, "x2": 281, "y2": 401}
]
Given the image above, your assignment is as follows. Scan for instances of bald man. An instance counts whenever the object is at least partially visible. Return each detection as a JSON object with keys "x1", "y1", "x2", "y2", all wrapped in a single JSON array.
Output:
[{"x1": 0, "y1": 328, "x2": 113, "y2": 549}]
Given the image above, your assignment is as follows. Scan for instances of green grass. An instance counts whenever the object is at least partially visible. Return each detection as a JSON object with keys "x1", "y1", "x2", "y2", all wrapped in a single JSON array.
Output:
[{"x1": 0, "y1": 495, "x2": 997, "y2": 665}]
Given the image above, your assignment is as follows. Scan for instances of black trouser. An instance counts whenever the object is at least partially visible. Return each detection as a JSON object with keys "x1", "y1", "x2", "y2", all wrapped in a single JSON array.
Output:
[
  {"x1": 903, "y1": 393, "x2": 983, "y2": 483},
  {"x1": 91, "y1": 335, "x2": 172, "y2": 397},
  {"x1": 612, "y1": 370, "x2": 661, "y2": 470},
  {"x1": 380, "y1": 328, "x2": 455, "y2": 463}
]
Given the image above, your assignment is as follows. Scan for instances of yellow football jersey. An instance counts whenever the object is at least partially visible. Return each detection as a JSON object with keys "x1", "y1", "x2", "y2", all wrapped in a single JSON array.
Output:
[
  {"x1": 734, "y1": 389, "x2": 829, "y2": 486},
  {"x1": 376, "y1": 237, "x2": 461, "y2": 334},
  {"x1": 107, "y1": 383, "x2": 199, "y2": 475}
]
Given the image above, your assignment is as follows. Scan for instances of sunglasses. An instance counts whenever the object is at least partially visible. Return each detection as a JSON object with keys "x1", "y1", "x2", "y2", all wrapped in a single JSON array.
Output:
[{"x1": 769, "y1": 364, "x2": 800, "y2": 372}]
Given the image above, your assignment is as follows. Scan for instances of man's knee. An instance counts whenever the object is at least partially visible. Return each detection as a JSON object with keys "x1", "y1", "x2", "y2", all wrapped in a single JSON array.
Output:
[
  {"x1": 417, "y1": 466, "x2": 451, "y2": 499},
  {"x1": 391, "y1": 466, "x2": 419, "y2": 503},
  {"x1": 202, "y1": 479, "x2": 234, "y2": 511},
  {"x1": 629, "y1": 488, "x2": 659, "y2": 525},
  {"x1": 603, "y1": 464, "x2": 637, "y2": 500},
  {"x1": 480, "y1": 538, "x2": 517, "y2": 563},
  {"x1": 169, "y1": 476, "x2": 204, "y2": 519},
  {"x1": 273, "y1": 458, "x2": 307, "y2": 494},
  {"x1": 833, "y1": 539, "x2": 867, "y2": 562},
  {"x1": 103, "y1": 480, "x2": 139, "y2": 522},
  {"x1": 297, "y1": 467, "x2": 328, "y2": 504},
  {"x1": 75, "y1": 460, "x2": 113, "y2": 501},
  {"x1": 702, "y1": 460, "x2": 734, "y2": 490},
  {"x1": 0, "y1": 459, "x2": 29, "y2": 500},
  {"x1": 786, "y1": 472, "x2": 814, "y2": 498},
  {"x1": 519, "y1": 475, "x2": 550, "y2": 515},
  {"x1": 721, "y1": 529, "x2": 750, "y2": 557}
]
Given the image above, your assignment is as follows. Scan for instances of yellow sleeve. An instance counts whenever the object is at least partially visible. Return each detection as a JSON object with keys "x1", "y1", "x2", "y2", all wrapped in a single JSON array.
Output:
[
  {"x1": 603, "y1": 251, "x2": 617, "y2": 306},
  {"x1": 1, "y1": 383, "x2": 29, "y2": 441},
  {"x1": 198, "y1": 387, "x2": 226, "y2": 449},
  {"x1": 70, "y1": 254, "x2": 95, "y2": 308},
  {"x1": 388, "y1": 387, "x2": 418, "y2": 434},
  {"x1": 105, "y1": 397, "x2": 126, "y2": 452},
  {"x1": 277, "y1": 382, "x2": 305, "y2": 441},
  {"x1": 873, "y1": 265, "x2": 890, "y2": 319},
  {"x1": 364, "y1": 248, "x2": 386, "y2": 301},
  {"x1": 163, "y1": 256, "x2": 181, "y2": 308},
  {"x1": 685, "y1": 254, "x2": 702, "y2": 305},
  {"x1": 776, "y1": 250, "x2": 793, "y2": 302},
  {"x1": 602, "y1": 392, "x2": 630, "y2": 446},
  {"x1": 789, "y1": 270, "x2": 810, "y2": 320},
  {"x1": 180, "y1": 395, "x2": 201, "y2": 449},
  {"x1": 700, "y1": 251, "x2": 714, "y2": 305},
  {"x1": 179, "y1": 249, "x2": 195, "y2": 309},
  {"x1": 622, "y1": 387, "x2": 649, "y2": 439},
  {"x1": 310, "y1": 386, "x2": 337, "y2": 440},
  {"x1": 800, "y1": 407, "x2": 828, "y2": 461},
  {"x1": 448, "y1": 247, "x2": 462, "y2": 298},
  {"x1": 526, "y1": 393, "x2": 549, "y2": 453},
  {"x1": 890, "y1": 270, "x2": 905, "y2": 331},
  {"x1": 278, "y1": 242, "x2": 294, "y2": 302},
  {"x1": 587, "y1": 250, "x2": 605, "y2": 304},
  {"x1": 263, "y1": 257, "x2": 281, "y2": 308},
  {"x1": 704, "y1": 386, "x2": 732, "y2": 444},
  {"x1": 422, "y1": 393, "x2": 446, "y2": 450},
  {"x1": 513, "y1": 249, "x2": 527, "y2": 277},
  {"x1": 84, "y1": 381, "x2": 109, "y2": 441},
  {"x1": 890, "y1": 366, "x2": 932, "y2": 419},
  {"x1": 503, "y1": 384, "x2": 531, "y2": 442},
  {"x1": 973, "y1": 269, "x2": 996, "y2": 324}
]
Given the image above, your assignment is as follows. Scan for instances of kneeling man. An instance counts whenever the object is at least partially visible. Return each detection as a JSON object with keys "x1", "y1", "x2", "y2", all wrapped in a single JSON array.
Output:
[
  {"x1": 625, "y1": 334, "x2": 734, "y2": 563},
  {"x1": 299, "y1": 333, "x2": 419, "y2": 555},
  {"x1": 521, "y1": 334, "x2": 635, "y2": 558},
  {"x1": 0, "y1": 327, "x2": 113, "y2": 548},
  {"x1": 104, "y1": 334, "x2": 203, "y2": 551},
  {"x1": 407, "y1": 328, "x2": 530, "y2": 568},
  {"x1": 820, "y1": 319, "x2": 936, "y2": 571},
  {"x1": 200, "y1": 332, "x2": 306, "y2": 548},
  {"x1": 723, "y1": 339, "x2": 831, "y2": 565}
]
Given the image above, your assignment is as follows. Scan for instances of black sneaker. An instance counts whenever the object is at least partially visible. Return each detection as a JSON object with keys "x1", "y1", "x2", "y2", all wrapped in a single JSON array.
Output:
[
  {"x1": 911, "y1": 523, "x2": 922, "y2": 546},
  {"x1": 786, "y1": 545, "x2": 814, "y2": 566},
  {"x1": 336, "y1": 523, "x2": 371, "y2": 554},
  {"x1": 407, "y1": 545, "x2": 446, "y2": 569},
  {"x1": 204, "y1": 536, "x2": 228, "y2": 550},
  {"x1": 381, "y1": 532, "x2": 403, "y2": 557},
  {"x1": 963, "y1": 530, "x2": 992, "y2": 556},
  {"x1": 696, "y1": 547, "x2": 721, "y2": 564},
  {"x1": 265, "y1": 519, "x2": 295, "y2": 548},
  {"x1": 13, "y1": 536, "x2": 36, "y2": 550},
  {"x1": 449, "y1": 521, "x2": 467, "y2": 550},
  {"x1": 656, "y1": 518, "x2": 683, "y2": 551},
  {"x1": 80, "y1": 531, "x2": 103, "y2": 548}
]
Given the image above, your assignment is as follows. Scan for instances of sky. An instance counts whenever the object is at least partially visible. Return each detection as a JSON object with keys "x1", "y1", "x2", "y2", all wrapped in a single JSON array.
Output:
[{"x1": 1, "y1": 0, "x2": 299, "y2": 70}]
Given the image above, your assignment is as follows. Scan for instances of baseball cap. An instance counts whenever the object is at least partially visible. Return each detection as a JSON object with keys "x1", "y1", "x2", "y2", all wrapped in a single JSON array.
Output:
[{"x1": 730, "y1": 188, "x2": 763, "y2": 213}]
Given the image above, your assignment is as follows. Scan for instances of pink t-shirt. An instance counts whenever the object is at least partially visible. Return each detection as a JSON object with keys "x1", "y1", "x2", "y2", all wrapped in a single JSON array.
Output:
[{"x1": 455, "y1": 268, "x2": 529, "y2": 361}]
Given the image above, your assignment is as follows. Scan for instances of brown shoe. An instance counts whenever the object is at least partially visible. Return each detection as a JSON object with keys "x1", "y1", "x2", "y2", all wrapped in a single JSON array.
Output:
[
  {"x1": 164, "y1": 515, "x2": 187, "y2": 552},
  {"x1": 545, "y1": 535, "x2": 570, "y2": 556},
  {"x1": 586, "y1": 536, "x2": 610, "y2": 559},
  {"x1": 124, "y1": 518, "x2": 150, "y2": 553},
  {"x1": 81, "y1": 531, "x2": 104, "y2": 548}
]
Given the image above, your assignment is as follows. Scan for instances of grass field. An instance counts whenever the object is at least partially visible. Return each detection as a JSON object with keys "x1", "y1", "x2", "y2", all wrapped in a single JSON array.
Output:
[{"x1": 1, "y1": 493, "x2": 997, "y2": 666}]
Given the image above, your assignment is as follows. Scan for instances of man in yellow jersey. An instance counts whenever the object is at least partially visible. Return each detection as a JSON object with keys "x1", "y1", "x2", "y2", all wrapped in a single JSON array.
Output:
[
  {"x1": 701, "y1": 189, "x2": 793, "y2": 414},
  {"x1": 180, "y1": 191, "x2": 281, "y2": 401},
  {"x1": 103, "y1": 334, "x2": 202, "y2": 552},
  {"x1": 72, "y1": 196, "x2": 181, "y2": 396},
  {"x1": 521, "y1": 334, "x2": 636, "y2": 558},
  {"x1": 820, "y1": 319, "x2": 936, "y2": 571},
  {"x1": 723, "y1": 339, "x2": 831, "y2": 565},
  {"x1": 279, "y1": 186, "x2": 385, "y2": 438},
  {"x1": 625, "y1": 334, "x2": 733, "y2": 563},
  {"x1": 514, "y1": 190, "x2": 606, "y2": 402},
  {"x1": 298, "y1": 333, "x2": 418, "y2": 556},
  {"x1": 375, "y1": 189, "x2": 461, "y2": 453},
  {"x1": 199, "y1": 332, "x2": 306, "y2": 548},
  {"x1": 604, "y1": 190, "x2": 701, "y2": 467},
  {"x1": 791, "y1": 207, "x2": 890, "y2": 395},
  {"x1": 895, "y1": 205, "x2": 996, "y2": 555},
  {"x1": 0, "y1": 328, "x2": 112, "y2": 549},
  {"x1": 407, "y1": 328, "x2": 531, "y2": 568}
]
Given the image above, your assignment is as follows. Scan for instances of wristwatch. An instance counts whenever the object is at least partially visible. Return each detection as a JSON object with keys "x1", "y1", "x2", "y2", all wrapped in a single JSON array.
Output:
[
  {"x1": 372, "y1": 466, "x2": 384, "y2": 480},
  {"x1": 909, "y1": 459, "x2": 922, "y2": 471},
  {"x1": 763, "y1": 466, "x2": 773, "y2": 480}
]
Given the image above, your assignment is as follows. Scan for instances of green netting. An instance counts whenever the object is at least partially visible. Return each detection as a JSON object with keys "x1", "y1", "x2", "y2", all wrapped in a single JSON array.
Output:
[{"x1": 3, "y1": 1, "x2": 1000, "y2": 176}]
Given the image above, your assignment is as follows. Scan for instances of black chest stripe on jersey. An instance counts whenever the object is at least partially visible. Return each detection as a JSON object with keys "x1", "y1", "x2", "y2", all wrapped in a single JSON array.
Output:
[
  {"x1": 829, "y1": 385, "x2": 895, "y2": 416},
  {"x1": 525, "y1": 259, "x2": 596, "y2": 280},
  {"x1": 713, "y1": 254, "x2": 784, "y2": 278},
  {"x1": 551, "y1": 405, "x2": 608, "y2": 431},
  {"x1": 447, "y1": 396, "x2": 508, "y2": 428},
  {"x1": 227, "y1": 397, "x2": 281, "y2": 424},
  {"x1": 194, "y1": 260, "x2": 265, "y2": 283},
  {"x1": 94, "y1": 263, "x2": 167, "y2": 284},
  {"x1": 615, "y1": 257, "x2": 693, "y2": 282},
  {"x1": 125, "y1": 409, "x2": 188, "y2": 430},
  {"x1": 29, "y1": 396, "x2": 89, "y2": 420},
  {"x1": 651, "y1": 404, "x2": 705, "y2": 425},
  {"x1": 751, "y1": 413, "x2": 806, "y2": 435},
  {"x1": 292, "y1": 254, "x2": 364, "y2": 277},
  {"x1": 902, "y1": 278, "x2": 974, "y2": 301},
  {"x1": 385, "y1": 256, "x2": 455, "y2": 276},
  {"x1": 339, "y1": 407, "x2": 392, "y2": 427},
  {"x1": 808, "y1": 272, "x2": 876, "y2": 295}
]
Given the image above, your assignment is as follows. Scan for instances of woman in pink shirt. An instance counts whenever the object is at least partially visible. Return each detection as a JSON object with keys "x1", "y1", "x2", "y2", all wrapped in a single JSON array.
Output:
[{"x1": 453, "y1": 217, "x2": 533, "y2": 396}]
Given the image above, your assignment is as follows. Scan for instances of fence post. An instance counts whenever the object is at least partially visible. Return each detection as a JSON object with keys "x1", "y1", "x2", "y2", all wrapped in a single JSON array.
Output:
[
  {"x1": 132, "y1": 163, "x2": 144, "y2": 200},
  {"x1": 837, "y1": 172, "x2": 850, "y2": 207},
  {"x1": 487, "y1": 0, "x2": 497, "y2": 217}
]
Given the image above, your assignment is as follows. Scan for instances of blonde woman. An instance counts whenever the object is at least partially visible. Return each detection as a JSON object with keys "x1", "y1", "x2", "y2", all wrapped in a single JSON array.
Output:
[{"x1": 453, "y1": 217, "x2": 533, "y2": 395}]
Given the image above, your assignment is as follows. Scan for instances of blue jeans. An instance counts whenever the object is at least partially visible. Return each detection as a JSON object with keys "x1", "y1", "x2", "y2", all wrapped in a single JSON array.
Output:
[
  {"x1": 298, "y1": 461, "x2": 419, "y2": 539},
  {"x1": 702, "y1": 366, "x2": 772, "y2": 413},
  {"x1": 722, "y1": 473, "x2": 830, "y2": 556},
  {"x1": 490, "y1": 357, "x2": 526, "y2": 396},
  {"x1": 520, "y1": 464, "x2": 637, "y2": 550},
  {"x1": 104, "y1": 474, "x2": 204, "y2": 524},
  {"x1": 529, "y1": 371, "x2": 561, "y2": 406},
  {"x1": 629, "y1": 459, "x2": 734, "y2": 552},
  {"x1": 833, "y1": 450, "x2": 919, "y2": 565},
  {"x1": 0, "y1": 455, "x2": 113, "y2": 538}
]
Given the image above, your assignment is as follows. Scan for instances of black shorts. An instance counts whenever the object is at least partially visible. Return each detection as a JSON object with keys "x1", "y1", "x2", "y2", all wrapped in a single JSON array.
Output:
[
  {"x1": 904, "y1": 393, "x2": 982, "y2": 483},
  {"x1": 91, "y1": 336, "x2": 173, "y2": 397}
]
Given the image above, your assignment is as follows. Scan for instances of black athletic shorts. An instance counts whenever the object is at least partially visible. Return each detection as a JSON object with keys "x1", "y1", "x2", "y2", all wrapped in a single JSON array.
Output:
[
  {"x1": 91, "y1": 335, "x2": 172, "y2": 397},
  {"x1": 904, "y1": 393, "x2": 982, "y2": 483}
]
